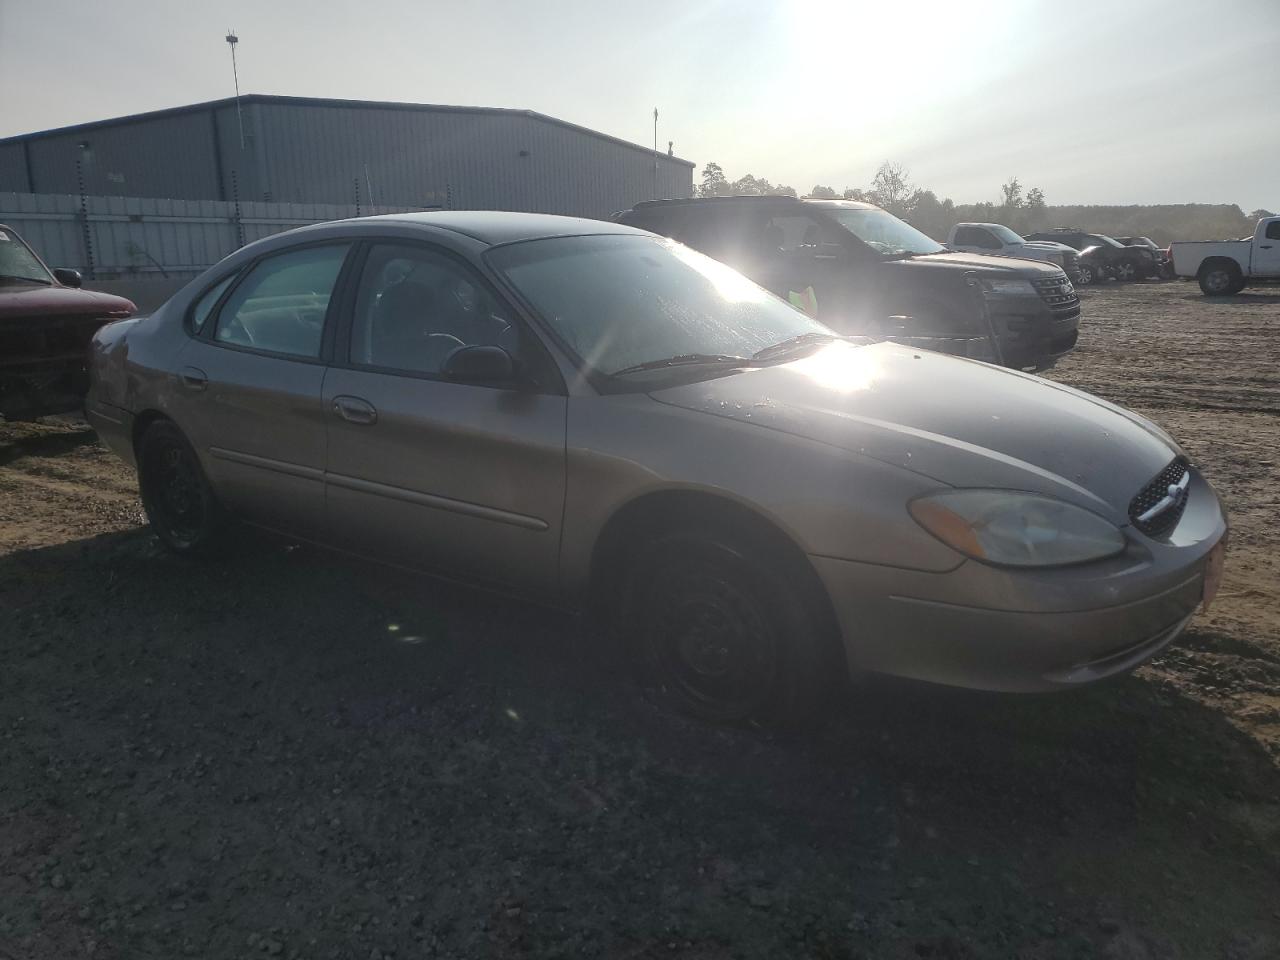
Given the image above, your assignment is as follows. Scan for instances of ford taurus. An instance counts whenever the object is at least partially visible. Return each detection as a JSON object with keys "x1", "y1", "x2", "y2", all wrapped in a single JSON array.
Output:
[{"x1": 86, "y1": 213, "x2": 1227, "y2": 724}]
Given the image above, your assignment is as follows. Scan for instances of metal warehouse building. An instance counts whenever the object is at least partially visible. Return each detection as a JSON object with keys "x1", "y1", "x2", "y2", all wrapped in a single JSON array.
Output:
[{"x1": 0, "y1": 95, "x2": 694, "y2": 218}]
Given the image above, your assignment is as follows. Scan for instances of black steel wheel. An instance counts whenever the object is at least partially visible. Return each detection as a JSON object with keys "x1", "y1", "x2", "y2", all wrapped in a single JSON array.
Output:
[
  {"x1": 623, "y1": 526, "x2": 836, "y2": 726},
  {"x1": 138, "y1": 420, "x2": 225, "y2": 555}
]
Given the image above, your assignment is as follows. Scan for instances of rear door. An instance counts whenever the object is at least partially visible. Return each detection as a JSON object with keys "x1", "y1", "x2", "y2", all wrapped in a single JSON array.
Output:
[
  {"x1": 321, "y1": 240, "x2": 567, "y2": 597},
  {"x1": 171, "y1": 241, "x2": 352, "y2": 539}
]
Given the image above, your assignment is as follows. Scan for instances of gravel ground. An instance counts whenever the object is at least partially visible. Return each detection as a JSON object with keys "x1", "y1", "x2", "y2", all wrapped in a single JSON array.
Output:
[{"x1": 1, "y1": 280, "x2": 1278, "y2": 959}]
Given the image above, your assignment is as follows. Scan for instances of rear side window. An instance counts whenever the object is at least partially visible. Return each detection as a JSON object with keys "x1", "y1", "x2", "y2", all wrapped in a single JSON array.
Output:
[
  {"x1": 1266, "y1": 221, "x2": 1280, "y2": 240},
  {"x1": 189, "y1": 274, "x2": 237, "y2": 335},
  {"x1": 213, "y1": 244, "x2": 350, "y2": 358},
  {"x1": 955, "y1": 226, "x2": 998, "y2": 248}
]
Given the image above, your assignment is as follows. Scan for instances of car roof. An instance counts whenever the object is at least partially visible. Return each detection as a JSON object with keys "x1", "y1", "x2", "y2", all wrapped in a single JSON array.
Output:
[
  {"x1": 339, "y1": 211, "x2": 646, "y2": 246},
  {"x1": 628, "y1": 197, "x2": 879, "y2": 213}
]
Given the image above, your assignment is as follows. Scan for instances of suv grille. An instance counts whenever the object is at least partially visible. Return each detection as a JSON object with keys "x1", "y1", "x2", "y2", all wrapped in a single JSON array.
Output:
[
  {"x1": 1129, "y1": 457, "x2": 1190, "y2": 537},
  {"x1": 1031, "y1": 274, "x2": 1079, "y2": 310}
]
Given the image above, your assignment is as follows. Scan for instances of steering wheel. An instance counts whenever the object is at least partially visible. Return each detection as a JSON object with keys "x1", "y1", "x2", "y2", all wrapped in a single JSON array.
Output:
[{"x1": 423, "y1": 333, "x2": 467, "y2": 370}]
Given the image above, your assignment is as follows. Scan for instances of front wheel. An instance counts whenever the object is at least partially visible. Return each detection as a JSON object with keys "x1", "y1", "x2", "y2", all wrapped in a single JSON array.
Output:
[
  {"x1": 622, "y1": 526, "x2": 837, "y2": 726},
  {"x1": 137, "y1": 420, "x2": 226, "y2": 556},
  {"x1": 1076, "y1": 264, "x2": 1096, "y2": 286},
  {"x1": 1114, "y1": 259, "x2": 1139, "y2": 282}
]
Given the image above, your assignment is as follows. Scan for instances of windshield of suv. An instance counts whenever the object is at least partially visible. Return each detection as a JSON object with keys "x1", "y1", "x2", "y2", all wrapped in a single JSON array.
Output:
[
  {"x1": 823, "y1": 208, "x2": 945, "y2": 256},
  {"x1": 489, "y1": 234, "x2": 834, "y2": 381},
  {"x1": 1095, "y1": 235, "x2": 1125, "y2": 248},
  {"x1": 987, "y1": 224, "x2": 1025, "y2": 245},
  {"x1": 0, "y1": 228, "x2": 54, "y2": 284}
]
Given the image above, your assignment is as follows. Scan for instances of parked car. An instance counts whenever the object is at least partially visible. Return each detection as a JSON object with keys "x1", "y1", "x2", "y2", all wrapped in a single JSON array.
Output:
[
  {"x1": 86, "y1": 212, "x2": 1227, "y2": 725},
  {"x1": 1117, "y1": 236, "x2": 1174, "y2": 279},
  {"x1": 1025, "y1": 229, "x2": 1160, "y2": 282},
  {"x1": 616, "y1": 197, "x2": 1079, "y2": 372},
  {"x1": 1170, "y1": 216, "x2": 1280, "y2": 295},
  {"x1": 946, "y1": 222, "x2": 1080, "y2": 277},
  {"x1": 0, "y1": 224, "x2": 136, "y2": 420}
]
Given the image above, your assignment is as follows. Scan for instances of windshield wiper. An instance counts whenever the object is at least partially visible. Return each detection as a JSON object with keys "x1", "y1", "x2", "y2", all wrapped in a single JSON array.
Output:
[
  {"x1": 751, "y1": 332, "x2": 838, "y2": 361},
  {"x1": 0, "y1": 274, "x2": 52, "y2": 285},
  {"x1": 609, "y1": 353, "x2": 753, "y2": 377}
]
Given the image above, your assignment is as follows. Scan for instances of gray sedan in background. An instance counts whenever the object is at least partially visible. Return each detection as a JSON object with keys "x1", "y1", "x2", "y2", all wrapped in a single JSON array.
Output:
[{"x1": 86, "y1": 212, "x2": 1227, "y2": 724}]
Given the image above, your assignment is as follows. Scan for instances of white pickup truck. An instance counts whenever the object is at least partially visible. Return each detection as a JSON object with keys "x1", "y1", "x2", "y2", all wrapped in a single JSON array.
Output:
[
  {"x1": 1171, "y1": 216, "x2": 1280, "y2": 295},
  {"x1": 946, "y1": 223, "x2": 1078, "y2": 271}
]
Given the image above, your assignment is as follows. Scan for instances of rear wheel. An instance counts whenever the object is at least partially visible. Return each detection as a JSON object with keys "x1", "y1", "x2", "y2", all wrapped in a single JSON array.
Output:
[
  {"x1": 1198, "y1": 262, "x2": 1242, "y2": 296},
  {"x1": 621, "y1": 524, "x2": 838, "y2": 726},
  {"x1": 137, "y1": 420, "x2": 226, "y2": 556}
]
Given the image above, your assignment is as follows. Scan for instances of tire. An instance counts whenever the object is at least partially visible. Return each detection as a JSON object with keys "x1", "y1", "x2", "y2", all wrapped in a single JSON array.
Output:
[
  {"x1": 137, "y1": 420, "x2": 227, "y2": 556},
  {"x1": 620, "y1": 523, "x2": 838, "y2": 727},
  {"x1": 1198, "y1": 262, "x2": 1242, "y2": 296},
  {"x1": 1076, "y1": 264, "x2": 1096, "y2": 286},
  {"x1": 1114, "y1": 259, "x2": 1140, "y2": 282}
]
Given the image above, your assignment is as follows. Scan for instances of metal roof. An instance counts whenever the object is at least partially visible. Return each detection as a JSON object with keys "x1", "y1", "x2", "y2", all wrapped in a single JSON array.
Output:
[{"x1": 0, "y1": 94, "x2": 696, "y2": 168}]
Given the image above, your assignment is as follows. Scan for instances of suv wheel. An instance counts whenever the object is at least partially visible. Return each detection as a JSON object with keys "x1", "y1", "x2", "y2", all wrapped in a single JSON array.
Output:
[
  {"x1": 1114, "y1": 259, "x2": 1139, "y2": 282},
  {"x1": 1076, "y1": 264, "x2": 1096, "y2": 286}
]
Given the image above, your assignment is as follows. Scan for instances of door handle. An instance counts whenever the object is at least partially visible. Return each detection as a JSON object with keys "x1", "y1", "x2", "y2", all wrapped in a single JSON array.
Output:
[
  {"x1": 332, "y1": 395, "x2": 378, "y2": 425},
  {"x1": 1261, "y1": 244, "x2": 1273, "y2": 249},
  {"x1": 179, "y1": 366, "x2": 208, "y2": 391}
]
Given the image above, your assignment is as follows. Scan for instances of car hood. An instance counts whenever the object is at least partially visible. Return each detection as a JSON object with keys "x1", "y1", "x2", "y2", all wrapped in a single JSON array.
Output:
[
  {"x1": 0, "y1": 281, "x2": 136, "y2": 320},
  {"x1": 649, "y1": 341, "x2": 1178, "y2": 522},
  {"x1": 887, "y1": 250, "x2": 1064, "y2": 278},
  {"x1": 1020, "y1": 240, "x2": 1075, "y2": 254}
]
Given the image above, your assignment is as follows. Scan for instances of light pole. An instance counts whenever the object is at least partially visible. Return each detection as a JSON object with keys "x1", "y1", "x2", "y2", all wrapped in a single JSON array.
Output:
[
  {"x1": 652, "y1": 107, "x2": 658, "y2": 199},
  {"x1": 225, "y1": 31, "x2": 244, "y2": 150}
]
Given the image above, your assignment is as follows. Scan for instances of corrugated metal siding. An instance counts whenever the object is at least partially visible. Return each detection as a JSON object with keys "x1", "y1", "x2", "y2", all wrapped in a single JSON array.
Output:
[
  {"x1": 0, "y1": 191, "x2": 419, "y2": 281},
  {"x1": 14, "y1": 111, "x2": 223, "y2": 200},
  {"x1": 0, "y1": 144, "x2": 31, "y2": 192},
  {"x1": 2, "y1": 100, "x2": 693, "y2": 218}
]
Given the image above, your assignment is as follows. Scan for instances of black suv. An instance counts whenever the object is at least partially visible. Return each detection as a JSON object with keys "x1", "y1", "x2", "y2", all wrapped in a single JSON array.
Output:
[
  {"x1": 616, "y1": 197, "x2": 1079, "y2": 371},
  {"x1": 1025, "y1": 229, "x2": 1160, "y2": 282}
]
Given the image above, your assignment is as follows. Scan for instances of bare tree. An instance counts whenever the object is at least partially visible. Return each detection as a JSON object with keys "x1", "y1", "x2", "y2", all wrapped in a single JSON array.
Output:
[{"x1": 868, "y1": 162, "x2": 915, "y2": 216}]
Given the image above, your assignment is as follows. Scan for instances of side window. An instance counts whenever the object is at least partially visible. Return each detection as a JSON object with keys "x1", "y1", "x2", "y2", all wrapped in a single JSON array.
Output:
[
  {"x1": 1265, "y1": 221, "x2": 1280, "y2": 241},
  {"x1": 953, "y1": 226, "x2": 980, "y2": 246},
  {"x1": 975, "y1": 230, "x2": 1001, "y2": 249},
  {"x1": 189, "y1": 273, "x2": 237, "y2": 335},
  {"x1": 349, "y1": 244, "x2": 519, "y2": 378},
  {"x1": 213, "y1": 244, "x2": 350, "y2": 358},
  {"x1": 763, "y1": 215, "x2": 843, "y2": 257}
]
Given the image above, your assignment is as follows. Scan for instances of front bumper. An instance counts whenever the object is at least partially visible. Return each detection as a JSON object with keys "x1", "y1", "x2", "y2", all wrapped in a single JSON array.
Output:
[
  {"x1": 988, "y1": 292, "x2": 1080, "y2": 371},
  {"x1": 811, "y1": 469, "x2": 1226, "y2": 693}
]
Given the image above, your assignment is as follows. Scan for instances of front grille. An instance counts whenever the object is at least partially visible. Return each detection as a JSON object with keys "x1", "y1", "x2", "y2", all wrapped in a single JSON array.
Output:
[
  {"x1": 1129, "y1": 457, "x2": 1190, "y2": 537},
  {"x1": 1031, "y1": 274, "x2": 1079, "y2": 309}
]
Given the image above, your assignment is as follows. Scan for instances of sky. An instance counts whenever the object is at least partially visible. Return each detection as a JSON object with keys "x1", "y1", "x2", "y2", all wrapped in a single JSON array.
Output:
[{"x1": 2, "y1": 0, "x2": 1277, "y2": 212}]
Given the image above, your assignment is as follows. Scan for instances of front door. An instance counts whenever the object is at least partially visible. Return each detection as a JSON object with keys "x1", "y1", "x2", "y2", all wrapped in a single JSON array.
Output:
[
  {"x1": 170, "y1": 242, "x2": 352, "y2": 538},
  {"x1": 322, "y1": 241, "x2": 567, "y2": 597},
  {"x1": 1256, "y1": 220, "x2": 1280, "y2": 277}
]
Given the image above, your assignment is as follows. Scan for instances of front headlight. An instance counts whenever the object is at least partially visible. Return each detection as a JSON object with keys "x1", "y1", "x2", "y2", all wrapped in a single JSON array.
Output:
[
  {"x1": 909, "y1": 490, "x2": 1126, "y2": 567},
  {"x1": 983, "y1": 278, "x2": 1037, "y2": 297}
]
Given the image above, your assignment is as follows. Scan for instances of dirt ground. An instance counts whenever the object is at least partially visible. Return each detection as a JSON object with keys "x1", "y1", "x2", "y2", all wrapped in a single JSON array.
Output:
[{"x1": 2, "y1": 281, "x2": 1278, "y2": 959}]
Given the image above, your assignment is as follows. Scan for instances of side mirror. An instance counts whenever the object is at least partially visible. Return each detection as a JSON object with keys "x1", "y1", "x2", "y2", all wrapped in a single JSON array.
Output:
[
  {"x1": 53, "y1": 268, "x2": 82, "y2": 288},
  {"x1": 441, "y1": 344, "x2": 516, "y2": 384}
]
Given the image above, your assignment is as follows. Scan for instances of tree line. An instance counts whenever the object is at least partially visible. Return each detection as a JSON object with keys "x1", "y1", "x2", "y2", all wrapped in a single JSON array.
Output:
[{"x1": 695, "y1": 161, "x2": 1274, "y2": 246}]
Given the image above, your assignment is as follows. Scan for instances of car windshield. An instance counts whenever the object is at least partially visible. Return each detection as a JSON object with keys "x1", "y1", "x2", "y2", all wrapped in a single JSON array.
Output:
[
  {"x1": 0, "y1": 228, "x2": 54, "y2": 284},
  {"x1": 824, "y1": 207, "x2": 945, "y2": 256},
  {"x1": 987, "y1": 224, "x2": 1025, "y2": 244},
  {"x1": 1096, "y1": 235, "x2": 1125, "y2": 248},
  {"x1": 488, "y1": 234, "x2": 834, "y2": 381}
]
